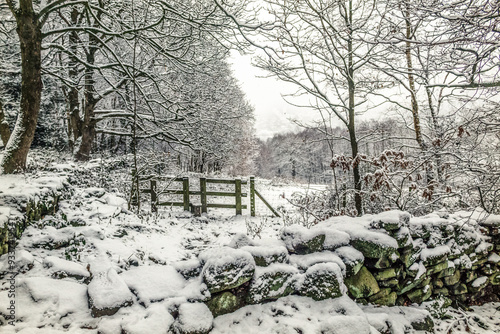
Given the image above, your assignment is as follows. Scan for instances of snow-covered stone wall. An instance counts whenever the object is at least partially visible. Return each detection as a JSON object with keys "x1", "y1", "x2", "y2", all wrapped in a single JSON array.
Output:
[
  {"x1": 191, "y1": 209, "x2": 499, "y2": 324},
  {"x1": 0, "y1": 173, "x2": 68, "y2": 255}
]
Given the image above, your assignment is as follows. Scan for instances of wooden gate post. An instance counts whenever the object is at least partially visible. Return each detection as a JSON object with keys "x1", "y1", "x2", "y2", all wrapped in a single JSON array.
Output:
[
  {"x1": 150, "y1": 180, "x2": 157, "y2": 213},
  {"x1": 235, "y1": 178, "x2": 242, "y2": 215},
  {"x1": 183, "y1": 177, "x2": 190, "y2": 211},
  {"x1": 200, "y1": 177, "x2": 207, "y2": 213},
  {"x1": 250, "y1": 176, "x2": 255, "y2": 217}
]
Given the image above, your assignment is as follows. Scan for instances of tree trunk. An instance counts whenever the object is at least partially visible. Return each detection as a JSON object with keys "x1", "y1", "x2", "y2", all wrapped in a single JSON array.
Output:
[
  {"x1": 74, "y1": 30, "x2": 98, "y2": 161},
  {"x1": 403, "y1": 2, "x2": 425, "y2": 151},
  {"x1": 1, "y1": 0, "x2": 42, "y2": 173},
  {"x1": 67, "y1": 7, "x2": 82, "y2": 152},
  {"x1": 0, "y1": 100, "x2": 11, "y2": 146},
  {"x1": 74, "y1": 99, "x2": 96, "y2": 161},
  {"x1": 347, "y1": 0, "x2": 363, "y2": 216}
]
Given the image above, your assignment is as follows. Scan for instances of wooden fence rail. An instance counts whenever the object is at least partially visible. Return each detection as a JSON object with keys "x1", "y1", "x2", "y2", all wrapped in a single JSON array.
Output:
[{"x1": 140, "y1": 176, "x2": 279, "y2": 217}]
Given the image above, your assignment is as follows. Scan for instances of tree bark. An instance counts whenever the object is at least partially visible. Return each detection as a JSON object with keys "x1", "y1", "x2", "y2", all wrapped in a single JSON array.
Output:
[
  {"x1": 403, "y1": 1, "x2": 425, "y2": 151},
  {"x1": 1, "y1": 0, "x2": 42, "y2": 173},
  {"x1": 74, "y1": 25, "x2": 98, "y2": 161},
  {"x1": 67, "y1": 7, "x2": 82, "y2": 152},
  {"x1": 347, "y1": 0, "x2": 363, "y2": 216},
  {"x1": 0, "y1": 100, "x2": 11, "y2": 147}
]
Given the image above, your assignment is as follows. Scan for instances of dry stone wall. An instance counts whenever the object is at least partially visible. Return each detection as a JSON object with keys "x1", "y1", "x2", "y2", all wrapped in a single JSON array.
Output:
[
  {"x1": 184, "y1": 210, "x2": 499, "y2": 330},
  {"x1": 0, "y1": 174, "x2": 68, "y2": 255}
]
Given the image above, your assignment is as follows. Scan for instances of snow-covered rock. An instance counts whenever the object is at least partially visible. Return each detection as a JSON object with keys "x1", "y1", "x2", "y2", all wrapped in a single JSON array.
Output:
[
  {"x1": 247, "y1": 263, "x2": 298, "y2": 303},
  {"x1": 120, "y1": 265, "x2": 187, "y2": 306},
  {"x1": 88, "y1": 268, "x2": 134, "y2": 317},
  {"x1": 43, "y1": 256, "x2": 90, "y2": 281},
  {"x1": 199, "y1": 247, "x2": 255, "y2": 294},
  {"x1": 173, "y1": 302, "x2": 213, "y2": 334}
]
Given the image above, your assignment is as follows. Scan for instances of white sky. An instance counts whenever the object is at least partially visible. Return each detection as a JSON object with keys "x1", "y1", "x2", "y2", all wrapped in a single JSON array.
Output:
[
  {"x1": 228, "y1": 52, "x2": 394, "y2": 141},
  {"x1": 229, "y1": 52, "x2": 321, "y2": 140}
]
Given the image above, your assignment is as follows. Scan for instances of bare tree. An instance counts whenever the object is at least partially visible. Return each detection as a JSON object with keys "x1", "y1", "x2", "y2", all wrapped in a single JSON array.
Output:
[{"x1": 254, "y1": 0, "x2": 388, "y2": 215}]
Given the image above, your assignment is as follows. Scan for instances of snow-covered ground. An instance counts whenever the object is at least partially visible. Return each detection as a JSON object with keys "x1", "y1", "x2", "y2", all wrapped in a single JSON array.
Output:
[{"x1": 0, "y1": 166, "x2": 499, "y2": 333}]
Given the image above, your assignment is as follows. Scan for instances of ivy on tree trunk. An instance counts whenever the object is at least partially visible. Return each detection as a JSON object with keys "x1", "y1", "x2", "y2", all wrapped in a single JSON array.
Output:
[{"x1": 1, "y1": 0, "x2": 42, "y2": 173}]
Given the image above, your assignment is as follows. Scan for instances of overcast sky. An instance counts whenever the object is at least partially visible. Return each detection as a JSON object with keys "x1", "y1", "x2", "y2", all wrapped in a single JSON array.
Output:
[{"x1": 229, "y1": 53, "x2": 320, "y2": 140}]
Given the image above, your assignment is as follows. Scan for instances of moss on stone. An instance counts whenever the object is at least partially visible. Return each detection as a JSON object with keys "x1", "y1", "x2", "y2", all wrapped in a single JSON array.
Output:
[
  {"x1": 444, "y1": 270, "x2": 461, "y2": 286},
  {"x1": 344, "y1": 266, "x2": 380, "y2": 299},
  {"x1": 206, "y1": 292, "x2": 242, "y2": 317},
  {"x1": 407, "y1": 285, "x2": 432, "y2": 304}
]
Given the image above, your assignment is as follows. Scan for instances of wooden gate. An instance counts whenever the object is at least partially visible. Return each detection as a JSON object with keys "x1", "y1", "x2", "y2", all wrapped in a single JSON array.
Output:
[{"x1": 140, "y1": 176, "x2": 279, "y2": 217}]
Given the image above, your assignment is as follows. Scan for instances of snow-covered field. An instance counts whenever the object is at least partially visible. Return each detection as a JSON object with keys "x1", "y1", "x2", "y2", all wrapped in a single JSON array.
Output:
[{"x1": 0, "y1": 165, "x2": 499, "y2": 333}]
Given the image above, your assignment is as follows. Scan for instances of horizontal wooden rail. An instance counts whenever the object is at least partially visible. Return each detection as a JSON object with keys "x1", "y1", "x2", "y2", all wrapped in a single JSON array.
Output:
[
  {"x1": 207, "y1": 204, "x2": 248, "y2": 209},
  {"x1": 158, "y1": 201, "x2": 184, "y2": 207},
  {"x1": 206, "y1": 178, "x2": 248, "y2": 185}
]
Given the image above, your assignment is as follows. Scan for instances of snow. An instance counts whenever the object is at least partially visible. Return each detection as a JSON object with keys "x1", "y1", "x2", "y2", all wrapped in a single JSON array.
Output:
[
  {"x1": 321, "y1": 228, "x2": 351, "y2": 250},
  {"x1": 173, "y1": 302, "x2": 214, "y2": 334},
  {"x1": 334, "y1": 246, "x2": 365, "y2": 264},
  {"x1": 290, "y1": 251, "x2": 347, "y2": 275},
  {"x1": 121, "y1": 303, "x2": 175, "y2": 334},
  {"x1": 488, "y1": 253, "x2": 500, "y2": 264},
  {"x1": 199, "y1": 246, "x2": 255, "y2": 269},
  {"x1": 471, "y1": 276, "x2": 488, "y2": 288},
  {"x1": 320, "y1": 216, "x2": 398, "y2": 250},
  {"x1": 483, "y1": 213, "x2": 500, "y2": 226},
  {"x1": 1, "y1": 168, "x2": 498, "y2": 333},
  {"x1": 13, "y1": 277, "x2": 89, "y2": 323},
  {"x1": 212, "y1": 295, "x2": 373, "y2": 333},
  {"x1": 43, "y1": 256, "x2": 89, "y2": 278},
  {"x1": 120, "y1": 265, "x2": 188, "y2": 306},
  {"x1": 87, "y1": 267, "x2": 134, "y2": 310},
  {"x1": 420, "y1": 245, "x2": 451, "y2": 262},
  {"x1": 240, "y1": 244, "x2": 289, "y2": 264}
]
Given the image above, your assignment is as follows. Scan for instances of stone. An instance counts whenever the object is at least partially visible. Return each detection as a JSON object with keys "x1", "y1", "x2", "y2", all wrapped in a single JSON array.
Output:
[
  {"x1": 407, "y1": 285, "x2": 432, "y2": 304},
  {"x1": 469, "y1": 276, "x2": 489, "y2": 293},
  {"x1": 443, "y1": 270, "x2": 461, "y2": 286},
  {"x1": 420, "y1": 246, "x2": 450, "y2": 267},
  {"x1": 247, "y1": 264, "x2": 298, "y2": 303},
  {"x1": 417, "y1": 277, "x2": 432, "y2": 289},
  {"x1": 280, "y1": 225, "x2": 325, "y2": 255},
  {"x1": 481, "y1": 264, "x2": 495, "y2": 276},
  {"x1": 241, "y1": 245, "x2": 289, "y2": 267},
  {"x1": 350, "y1": 238, "x2": 399, "y2": 260},
  {"x1": 289, "y1": 252, "x2": 346, "y2": 274},
  {"x1": 298, "y1": 263, "x2": 343, "y2": 301},
  {"x1": 370, "y1": 210, "x2": 410, "y2": 231},
  {"x1": 399, "y1": 275, "x2": 427, "y2": 295},
  {"x1": 464, "y1": 271, "x2": 477, "y2": 283},
  {"x1": 451, "y1": 283, "x2": 468, "y2": 295},
  {"x1": 437, "y1": 262, "x2": 456, "y2": 278},
  {"x1": 489, "y1": 272, "x2": 500, "y2": 285},
  {"x1": 364, "y1": 254, "x2": 392, "y2": 269},
  {"x1": 173, "y1": 303, "x2": 213, "y2": 334},
  {"x1": 200, "y1": 247, "x2": 255, "y2": 294},
  {"x1": 379, "y1": 278, "x2": 400, "y2": 289},
  {"x1": 433, "y1": 287, "x2": 449, "y2": 296},
  {"x1": 427, "y1": 261, "x2": 450, "y2": 276},
  {"x1": 321, "y1": 229, "x2": 351, "y2": 251},
  {"x1": 205, "y1": 292, "x2": 242, "y2": 317},
  {"x1": 334, "y1": 246, "x2": 364, "y2": 276},
  {"x1": 411, "y1": 315, "x2": 434, "y2": 332},
  {"x1": 174, "y1": 259, "x2": 203, "y2": 280},
  {"x1": 372, "y1": 291, "x2": 397, "y2": 306},
  {"x1": 402, "y1": 247, "x2": 420, "y2": 268},
  {"x1": 373, "y1": 268, "x2": 398, "y2": 281},
  {"x1": 344, "y1": 266, "x2": 380, "y2": 299},
  {"x1": 391, "y1": 227, "x2": 413, "y2": 249},
  {"x1": 368, "y1": 288, "x2": 391, "y2": 303},
  {"x1": 433, "y1": 278, "x2": 444, "y2": 289},
  {"x1": 88, "y1": 268, "x2": 134, "y2": 317}
]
